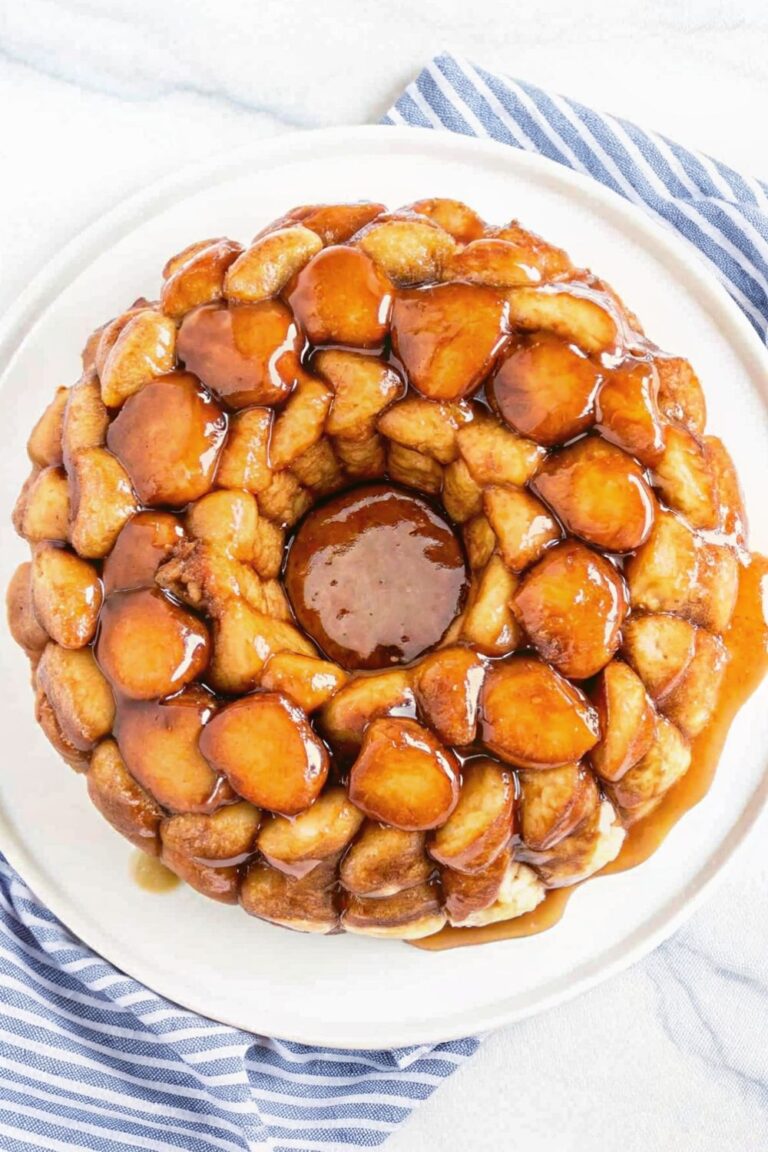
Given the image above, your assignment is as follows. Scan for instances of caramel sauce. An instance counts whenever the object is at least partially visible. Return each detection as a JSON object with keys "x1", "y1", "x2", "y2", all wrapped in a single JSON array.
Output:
[
  {"x1": 177, "y1": 301, "x2": 300, "y2": 408},
  {"x1": 414, "y1": 886, "x2": 572, "y2": 951},
  {"x1": 514, "y1": 540, "x2": 628, "y2": 680},
  {"x1": 479, "y1": 656, "x2": 600, "y2": 770},
  {"x1": 102, "y1": 511, "x2": 185, "y2": 595},
  {"x1": 115, "y1": 685, "x2": 228, "y2": 813},
  {"x1": 130, "y1": 850, "x2": 180, "y2": 893},
  {"x1": 96, "y1": 588, "x2": 210, "y2": 701},
  {"x1": 285, "y1": 484, "x2": 468, "y2": 670},
  {"x1": 16, "y1": 213, "x2": 762, "y2": 940},
  {"x1": 489, "y1": 334, "x2": 601, "y2": 446},
  {"x1": 412, "y1": 554, "x2": 768, "y2": 951},
  {"x1": 199, "y1": 693, "x2": 330, "y2": 815},
  {"x1": 107, "y1": 372, "x2": 227, "y2": 507},
  {"x1": 532, "y1": 436, "x2": 655, "y2": 554},
  {"x1": 606, "y1": 552, "x2": 768, "y2": 872},
  {"x1": 391, "y1": 282, "x2": 509, "y2": 401},
  {"x1": 594, "y1": 359, "x2": 666, "y2": 467},
  {"x1": 288, "y1": 246, "x2": 394, "y2": 349}
]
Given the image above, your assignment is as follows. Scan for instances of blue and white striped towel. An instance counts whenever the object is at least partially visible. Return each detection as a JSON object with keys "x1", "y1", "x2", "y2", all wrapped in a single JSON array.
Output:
[
  {"x1": 3, "y1": 50, "x2": 768, "y2": 1152},
  {"x1": 386, "y1": 53, "x2": 768, "y2": 341}
]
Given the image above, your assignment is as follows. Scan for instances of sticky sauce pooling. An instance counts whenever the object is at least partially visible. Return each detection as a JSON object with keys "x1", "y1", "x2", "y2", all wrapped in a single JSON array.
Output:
[
  {"x1": 285, "y1": 484, "x2": 469, "y2": 671},
  {"x1": 130, "y1": 851, "x2": 180, "y2": 894},
  {"x1": 413, "y1": 554, "x2": 768, "y2": 950}
]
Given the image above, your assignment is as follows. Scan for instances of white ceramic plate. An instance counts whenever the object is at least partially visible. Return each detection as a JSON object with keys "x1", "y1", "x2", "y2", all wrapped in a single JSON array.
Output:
[{"x1": 1, "y1": 126, "x2": 767, "y2": 1050}]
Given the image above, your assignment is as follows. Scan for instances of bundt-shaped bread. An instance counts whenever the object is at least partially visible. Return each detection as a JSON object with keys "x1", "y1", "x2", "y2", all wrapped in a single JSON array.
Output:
[{"x1": 8, "y1": 198, "x2": 748, "y2": 941}]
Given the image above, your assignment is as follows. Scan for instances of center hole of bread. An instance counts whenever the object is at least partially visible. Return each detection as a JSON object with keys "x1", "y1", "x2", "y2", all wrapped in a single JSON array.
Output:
[{"x1": 285, "y1": 484, "x2": 468, "y2": 671}]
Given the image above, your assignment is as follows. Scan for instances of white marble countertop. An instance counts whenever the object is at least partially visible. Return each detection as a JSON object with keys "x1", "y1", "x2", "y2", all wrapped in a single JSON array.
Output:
[{"x1": 1, "y1": 2, "x2": 767, "y2": 1149}]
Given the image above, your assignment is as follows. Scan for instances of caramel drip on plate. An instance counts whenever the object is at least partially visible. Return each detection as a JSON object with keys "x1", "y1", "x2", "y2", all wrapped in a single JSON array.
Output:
[
  {"x1": 413, "y1": 886, "x2": 573, "y2": 951},
  {"x1": 412, "y1": 554, "x2": 768, "y2": 951},
  {"x1": 130, "y1": 851, "x2": 180, "y2": 894}
]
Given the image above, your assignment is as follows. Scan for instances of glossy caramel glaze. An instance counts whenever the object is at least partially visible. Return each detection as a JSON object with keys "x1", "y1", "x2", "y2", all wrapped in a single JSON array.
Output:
[
  {"x1": 107, "y1": 372, "x2": 227, "y2": 506},
  {"x1": 413, "y1": 554, "x2": 768, "y2": 949},
  {"x1": 177, "y1": 301, "x2": 301, "y2": 408},
  {"x1": 115, "y1": 685, "x2": 229, "y2": 813},
  {"x1": 533, "y1": 436, "x2": 656, "y2": 553},
  {"x1": 349, "y1": 715, "x2": 461, "y2": 829},
  {"x1": 595, "y1": 359, "x2": 666, "y2": 467},
  {"x1": 514, "y1": 540, "x2": 628, "y2": 680},
  {"x1": 489, "y1": 335, "x2": 602, "y2": 445},
  {"x1": 11, "y1": 198, "x2": 765, "y2": 948},
  {"x1": 97, "y1": 588, "x2": 210, "y2": 700},
  {"x1": 102, "y1": 511, "x2": 185, "y2": 594},
  {"x1": 606, "y1": 552, "x2": 768, "y2": 871},
  {"x1": 479, "y1": 656, "x2": 600, "y2": 769},
  {"x1": 412, "y1": 885, "x2": 572, "y2": 950},
  {"x1": 288, "y1": 246, "x2": 394, "y2": 348},
  {"x1": 200, "y1": 693, "x2": 329, "y2": 815},
  {"x1": 391, "y1": 282, "x2": 509, "y2": 401},
  {"x1": 285, "y1": 484, "x2": 468, "y2": 670}
]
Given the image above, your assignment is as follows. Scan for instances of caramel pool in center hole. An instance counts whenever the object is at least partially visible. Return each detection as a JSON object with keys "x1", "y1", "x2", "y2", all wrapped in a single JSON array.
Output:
[{"x1": 285, "y1": 484, "x2": 469, "y2": 672}]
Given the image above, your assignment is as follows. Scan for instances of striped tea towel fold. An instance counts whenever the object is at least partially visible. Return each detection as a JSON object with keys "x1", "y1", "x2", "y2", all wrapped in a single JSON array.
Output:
[
  {"x1": 385, "y1": 52, "x2": 768, "y2": 342},
  {"x1": 3, "y1": 48, "x2": 768, "y2": 1152},
  {"x1": 0, "y1": 857, "x2": 477, "y2": 1151}
]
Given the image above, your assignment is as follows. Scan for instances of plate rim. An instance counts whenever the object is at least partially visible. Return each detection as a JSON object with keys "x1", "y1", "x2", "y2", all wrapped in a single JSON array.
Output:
[{"x1": 1, "y1": 123, "x2": 767, "y2": 1049}]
